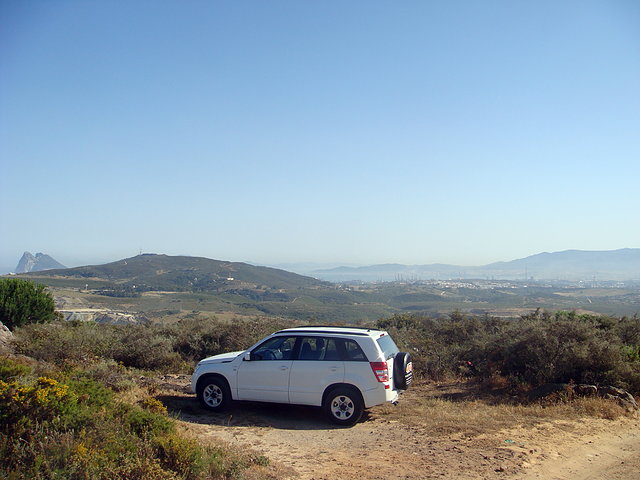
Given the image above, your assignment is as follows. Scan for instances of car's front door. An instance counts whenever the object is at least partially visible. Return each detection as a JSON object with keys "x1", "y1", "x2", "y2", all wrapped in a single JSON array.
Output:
[{"x1": 236, "y1": 336, "x2": 297, "y2": 403}]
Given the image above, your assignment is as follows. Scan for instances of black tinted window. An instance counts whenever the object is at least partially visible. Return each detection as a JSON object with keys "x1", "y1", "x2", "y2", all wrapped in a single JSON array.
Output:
[
  {"x1": 339, "y1": 339, "x2": 367, "y2": 361},
  {"x1": 298, "y1": 337, "x2": 340, "y2": 361}
]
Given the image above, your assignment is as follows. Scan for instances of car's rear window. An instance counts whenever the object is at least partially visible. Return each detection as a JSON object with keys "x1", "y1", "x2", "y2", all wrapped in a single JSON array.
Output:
[
  {"x1": 376, "y1": 334, "x2": 399, "y2": 359},
  {"x1": 342, "y1": 339, "x2": 367, "y2": 361}
]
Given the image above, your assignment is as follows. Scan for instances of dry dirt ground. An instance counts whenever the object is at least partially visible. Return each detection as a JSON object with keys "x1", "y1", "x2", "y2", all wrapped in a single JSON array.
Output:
[{"x1": 156, "y1": 377, "x2": 639, "y2": 480}]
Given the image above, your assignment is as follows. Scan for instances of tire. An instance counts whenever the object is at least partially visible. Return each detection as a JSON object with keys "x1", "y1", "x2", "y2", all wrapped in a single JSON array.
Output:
[
  {"x1": 197, "y1": 375, "x2": 232, "y2": 411},
  {"x1": 323, "y1": 386, "x2": 364, "y2": 427},
  {"x1": 393, "y1": 352, "x2": 413, "y2": 390}
]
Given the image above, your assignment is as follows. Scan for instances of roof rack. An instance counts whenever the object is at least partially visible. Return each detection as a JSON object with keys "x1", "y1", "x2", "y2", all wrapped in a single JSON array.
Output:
[
  {"x1": 274, "y1": 325, "x2": 382, "y2": 335},
  {"x1": 294, "y1": 325, "x2": 380, "y2": 330}
]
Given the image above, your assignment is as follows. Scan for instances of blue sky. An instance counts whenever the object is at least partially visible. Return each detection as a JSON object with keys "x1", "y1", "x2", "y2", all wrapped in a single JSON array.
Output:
[{"x1": 1, "y1": 1, "x2": 639, "y2": 271}]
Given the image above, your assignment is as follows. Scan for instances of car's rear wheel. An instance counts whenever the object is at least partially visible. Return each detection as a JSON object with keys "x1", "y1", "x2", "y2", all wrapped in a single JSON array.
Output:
[
  {"x1": 323, "y1": 386, "x2": 363, "y2": 427},
  {"x1": 197, "y1": 375, "x2": 231, "y2": 411}
]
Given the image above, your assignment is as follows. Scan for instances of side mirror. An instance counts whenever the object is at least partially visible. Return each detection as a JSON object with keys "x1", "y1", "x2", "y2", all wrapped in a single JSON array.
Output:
[{"x1": 243, "y1": 352, "x2": 251, "y2": 361}]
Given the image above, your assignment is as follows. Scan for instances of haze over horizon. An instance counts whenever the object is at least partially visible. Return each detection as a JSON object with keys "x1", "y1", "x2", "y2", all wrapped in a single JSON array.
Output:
[
  {"x1": 2, "y1": 1, "x2": 639, "y2": 271},
  {"x1": 3, "y1": 247, "x2": 640, "y2": 278}
]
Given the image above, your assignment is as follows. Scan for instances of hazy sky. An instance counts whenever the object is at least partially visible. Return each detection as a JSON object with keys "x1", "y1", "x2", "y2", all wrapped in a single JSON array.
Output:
[{"x1": 1, "y1": 1, "x2": 639, "y2": 270}]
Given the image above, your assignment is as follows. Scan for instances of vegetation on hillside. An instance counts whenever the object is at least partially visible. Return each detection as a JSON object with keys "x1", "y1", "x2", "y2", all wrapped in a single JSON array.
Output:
[
  {"x1": 12, "y1": 317, "x2": 295, "y2": 372},
  {"x1": 3, "y1": 259, "x2": 638, "y2": 480},
  {"x1": 2, "y1": 314, "x2": 299, "y2": 479},
  {"x1": 10, "y1": 310, "x2": 640, "y2": 394},
  {"x1": 24, "y1": 253, "x2": 323, "y2": 291},
  {"x1": 0, "y1": 356, "x2": 273, "y2": 479},
  {"x1": 3, "y1": 308, "x2": 639, "y2": 478},
  {"x1": 378, "y1": 310, "x2": 640, "y2": 393}
]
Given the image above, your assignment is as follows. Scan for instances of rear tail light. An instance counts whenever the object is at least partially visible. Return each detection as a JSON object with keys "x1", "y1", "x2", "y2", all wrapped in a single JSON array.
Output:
[{"x1": 370, "y1": 361, "x2": 389, "y2": 383}]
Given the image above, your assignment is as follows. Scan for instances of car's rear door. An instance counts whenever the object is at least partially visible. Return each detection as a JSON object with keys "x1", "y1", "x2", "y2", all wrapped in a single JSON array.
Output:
[{"x1": 288, "y1": 336, "x2": 344, "y2": 406}]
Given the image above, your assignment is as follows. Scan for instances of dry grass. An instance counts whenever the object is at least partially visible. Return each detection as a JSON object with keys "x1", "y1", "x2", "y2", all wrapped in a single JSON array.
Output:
[{"x1": 370, "y1": 380, "x2": 631, "y2": 438}]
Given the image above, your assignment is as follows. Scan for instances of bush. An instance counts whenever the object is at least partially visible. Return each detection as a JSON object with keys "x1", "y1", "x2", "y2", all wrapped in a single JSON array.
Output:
[
  {"x1": 164, "y1": 316, "x2": 295, "y2": 362},
  {"x1": 0, "y1": 356, "x2": 32, "y2": 381},
  {"x1": 0, "y1": 376, "x2": 77, "y2": 434},
  {"x1": 121, "y1": 403, "x2": 174, "y2": 437},
  {"x1": 375, "y1": 311, "x2": 640, "y2": 393},
  {"x1": 495, "y1": 319, "x2": 626, "y2": 386},
  {"x1": 0, "y1": 278, "x2": 61, "y2": 330},
  {"x1": 12, "y1": 321, "x2": 120, "y2": 365},
  {"x1": 111, "y1": 325, "x2": 186, "y2": 372},
  {"x1": 11, "y1": 315, "x2": 297, "y2": 374},
  {"x1": 154, "y1": 433, "x2": 213, "y2": 479},
  {"x1": 13, "y1": 322, "x2": 187, "y2": 373},
  {"x1": 0, "y1": 357, "x2": 270, "y2": 479},
  {"x1": 75, "y1": 359, "x2": 137, "y2": 392}
]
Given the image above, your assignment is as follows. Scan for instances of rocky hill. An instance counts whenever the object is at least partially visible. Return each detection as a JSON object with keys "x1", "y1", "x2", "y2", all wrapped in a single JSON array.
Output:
[{"x1": 15, "y1": 252, "x2": 66, "y2": 273}]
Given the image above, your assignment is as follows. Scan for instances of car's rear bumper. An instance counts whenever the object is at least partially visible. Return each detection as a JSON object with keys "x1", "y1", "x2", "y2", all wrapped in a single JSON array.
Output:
[{"x1": 362, "y1": 384, "x2": 400, "y2": 408}]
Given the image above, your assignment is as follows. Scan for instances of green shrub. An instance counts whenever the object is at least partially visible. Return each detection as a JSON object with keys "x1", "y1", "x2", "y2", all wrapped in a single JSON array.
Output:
[
  {"x1": 141, "y1": 396, "x2": 169, "y2": 415},
  {"x1": 0, "y1": 369, "x2": 269, "y2": 479},
  {"x1": 496, "y1": 319, "x2": 624, "y2": 386},
  {"x1": 155, "y1": 433, "x2": 211, "y2": 479},
  {"x1": 13, "y1": 322, "x2": 187, "y2": 373},
  {"x1": 120, "y1": 403, "x2": 175, "y2": 437},
  {"x1": 0, "y1": 376, "x2": 77, "y2": 434},
  {"x1": 0, "y1": 356, "x2": 32, "y2": 381},
  {"x1": 12, "y1": 315, "x2": 296, "y2": 374},
  {"x1": 165, "y1": 316, "x2": 295, "y2": 362},
  {"x1": 111, "y1": 325, "x2": 186, "y2": 372},
  {"x1": 12, "y1": 321, "x2": 120, "y2": 364},
  {"x1": 375, "y1": 311, "x2": 640, "y2": 393},
  {"x1": 0, "y1": 278, "x2": 61, "y2": 330},
  {"x1": 74, "y1": 359, "x2": 137, "y2": 391}
]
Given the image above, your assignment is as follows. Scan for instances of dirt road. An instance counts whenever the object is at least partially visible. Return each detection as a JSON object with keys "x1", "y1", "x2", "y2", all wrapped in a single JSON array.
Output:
[
  {"x1": 513, "y1": 420, "x2": 640, "y2": 480},
  {"x1": 159, "y1": 378, "x2": 639, "y2": 479}
]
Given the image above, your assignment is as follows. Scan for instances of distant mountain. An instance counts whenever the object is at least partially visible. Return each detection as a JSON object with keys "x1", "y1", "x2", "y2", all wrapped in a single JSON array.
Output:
[
  {"x1": 24, "y1": 253, "x2": 324, "y2": 291},
  {"x1": 313, "y1": 249, "x2": 640, "y2": 282},
  {"x1": 15, "y1": 252, "x2": 66, "y2": 273}
]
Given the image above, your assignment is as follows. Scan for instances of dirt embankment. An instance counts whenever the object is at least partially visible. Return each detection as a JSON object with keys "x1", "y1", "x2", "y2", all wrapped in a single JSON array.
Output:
[{"x1": 157, "y1": 377, "x2": 639, "y2": 480}]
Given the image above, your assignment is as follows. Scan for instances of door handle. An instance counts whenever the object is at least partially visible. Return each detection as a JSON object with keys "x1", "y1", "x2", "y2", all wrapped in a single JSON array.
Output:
[
  {"x1": 330, "y1": 367, "x2": 338, "y2": 372},
  {"x1": 280, "y1": 366, "x2": 289, "y2": 371}
]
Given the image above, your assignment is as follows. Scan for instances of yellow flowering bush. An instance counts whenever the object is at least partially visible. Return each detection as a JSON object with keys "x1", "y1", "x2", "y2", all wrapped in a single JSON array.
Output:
[
  {"x1": 0, "y1": 358, "x2": 274, "y2": 479},
  {"x1": 0, "y1": 376, "x2": 77, "y2": 432},
  {"x1": 140, "y1": 396, "x2": 168, "y2": 415}
]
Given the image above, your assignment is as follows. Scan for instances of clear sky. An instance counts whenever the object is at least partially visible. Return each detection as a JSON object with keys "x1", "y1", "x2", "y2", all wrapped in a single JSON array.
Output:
[{"x1": 1, "y1": 0, "x2": 639, "y2": 271}]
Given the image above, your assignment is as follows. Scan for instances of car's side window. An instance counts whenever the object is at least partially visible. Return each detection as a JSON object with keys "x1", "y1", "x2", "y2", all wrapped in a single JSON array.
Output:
[
  {"x1": 297, "y1": 337, "x2": 342, "y2": 361},
  {"x1": 298, "y1": 337, "x2": 325, "y2": 361},
  {"x1": 339, "y1": 339, "x2": 368, "y2": 361},
  {"x1": 322, "y1": 338, "x2": 341, "y2": 361},
  {"x1": 251, "y1": 336, "x2": 297, "y2": 361}
]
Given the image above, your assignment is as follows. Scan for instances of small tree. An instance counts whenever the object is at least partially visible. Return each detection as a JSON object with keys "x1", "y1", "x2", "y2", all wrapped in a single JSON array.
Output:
[{"x1": 0, "y1": 278, "x2": 61, "y2": 330}]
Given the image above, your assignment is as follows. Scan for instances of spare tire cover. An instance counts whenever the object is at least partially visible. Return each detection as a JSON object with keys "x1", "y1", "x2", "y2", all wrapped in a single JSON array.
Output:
[{"x1": 393, "y1": 352, "x2": 413, "y2": 390}]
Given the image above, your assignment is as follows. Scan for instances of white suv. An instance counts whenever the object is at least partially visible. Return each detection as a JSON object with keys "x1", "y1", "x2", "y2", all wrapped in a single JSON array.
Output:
[{"x1": 191, "y1": 326, "x2": 413, "y2": 426}]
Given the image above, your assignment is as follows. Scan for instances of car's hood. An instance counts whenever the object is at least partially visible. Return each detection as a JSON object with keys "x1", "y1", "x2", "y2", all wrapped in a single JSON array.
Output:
[{"x1": 198, "y1": 350, "x2": 245, "y2": 364}]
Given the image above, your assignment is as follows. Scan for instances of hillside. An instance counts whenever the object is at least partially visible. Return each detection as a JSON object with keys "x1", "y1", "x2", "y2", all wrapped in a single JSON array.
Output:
[
  {"x1": 22, "y1": 253, "x2": 324, "y2": 291},
  {"x1": 12, "y1": 251, "x2": 640, "y2": 323},
  {"x1": 313, "y1": 248, "x2": 640, "y2": 282}
]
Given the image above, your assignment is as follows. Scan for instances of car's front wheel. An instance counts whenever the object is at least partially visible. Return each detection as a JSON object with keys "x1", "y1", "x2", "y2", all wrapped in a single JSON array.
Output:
[
  {"x1": 197, "y1": 375, "x2": 232, "y2": 411},
  {"x1": 323, "y1": 386, "x2": 364, "y2": 426}
]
